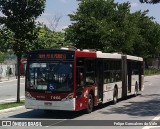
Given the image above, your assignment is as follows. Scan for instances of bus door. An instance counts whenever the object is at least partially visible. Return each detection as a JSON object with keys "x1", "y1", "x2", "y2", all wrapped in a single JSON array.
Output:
[
  {"x1": 139, "y1": 61, "x2": 144, "y2": 91},
  {"x1": 122, "y1": 55, "x2": 127, "y2": 98},
  {"x1": 127, "y1": 61, "x2": 132, "y2": 93},
  {"x1": 96, "y1": 60, "x2": 103, "y2": 102}
]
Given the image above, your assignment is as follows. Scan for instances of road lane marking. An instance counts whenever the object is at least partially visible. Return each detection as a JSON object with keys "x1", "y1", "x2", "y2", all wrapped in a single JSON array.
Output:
[{"x1": 142, "y1": 114, "x2": 160, "y2": 129}]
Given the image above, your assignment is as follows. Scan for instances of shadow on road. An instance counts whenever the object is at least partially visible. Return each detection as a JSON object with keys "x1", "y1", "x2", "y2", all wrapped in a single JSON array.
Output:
[
  {"x1": 9, "y1": 95, "x2": 136, "y2": 119},
  {"x1": 9, "y1": 94, "x2": 160, "y2": 119},
  {"x1": 9, "y1": 109, "x2": 86, "y2": 119},
  {"x1": 99, "y1": 94, "x2": 160, "y2": 117}
]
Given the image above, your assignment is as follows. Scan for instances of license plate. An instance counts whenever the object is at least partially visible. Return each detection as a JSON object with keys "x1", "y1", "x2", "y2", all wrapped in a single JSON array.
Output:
[{"x1": 44, "y1": 102, "x2": 52, "y2": 106}]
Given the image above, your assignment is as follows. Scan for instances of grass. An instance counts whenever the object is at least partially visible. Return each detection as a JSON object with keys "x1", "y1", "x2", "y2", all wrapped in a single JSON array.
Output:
[
  {"x1": 0, "y1": 100, "x2": 25, "y2": 110},
  {"x1": 145, "y1": 69, "x2": 160, "y2": 76}
]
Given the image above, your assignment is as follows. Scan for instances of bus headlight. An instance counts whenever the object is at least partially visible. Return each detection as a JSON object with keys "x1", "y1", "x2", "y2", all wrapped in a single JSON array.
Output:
[
  {"x1": 67, "y1": 93, "x2": 74, "y2": 99},
  {"x1": 25, "y1": 92, "x2": 36, "y2": 100},
  {"x1": 62, "y1": 93, "x2": 74, "y2": 101}
]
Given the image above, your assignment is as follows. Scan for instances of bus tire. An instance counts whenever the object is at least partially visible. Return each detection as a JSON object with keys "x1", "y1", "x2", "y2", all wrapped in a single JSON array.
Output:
[
  {"x1": 44, "y1": 110, "x2": 52, "y2": 113},
  {"x1": 86, "y1": 94, "x2": 94, "y2": 113},
  {"x1": 134, "y1": 83, "x2": 138, "y2": 96},
  {"x1": 113, "y1": 88, "x2": 118, "y2": 104}
]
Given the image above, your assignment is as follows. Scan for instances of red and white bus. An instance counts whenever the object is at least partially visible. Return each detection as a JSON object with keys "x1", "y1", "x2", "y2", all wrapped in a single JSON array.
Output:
[{"x1": 25, "y1": 48, "x2": 144, "y2": 113}]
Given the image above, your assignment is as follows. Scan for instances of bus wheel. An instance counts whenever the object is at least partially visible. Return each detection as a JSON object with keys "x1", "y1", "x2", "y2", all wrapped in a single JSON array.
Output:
[
  {"x1": 44, "y1": 110, "x2": 53, "y2": 113},
  {"x1": 113, "y1": 88, "x2": 118, "y2": 104},
  {"x1": 134, "y1": 83, "x2": 138, "y2": 96},
  {"x1": 86, "y1": 94, "x2": 93, "y2": 113}
]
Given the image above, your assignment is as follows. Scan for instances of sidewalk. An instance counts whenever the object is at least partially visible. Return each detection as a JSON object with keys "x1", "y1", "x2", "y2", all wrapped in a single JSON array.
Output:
[
  {"x1": 0, "y1": 76, "x2": 25, "y2": 104},
  {"x1": 0, "y1": 96, "x2": 25, "y2": 104},
  {"x1": 0, "y1": 76, "x2": 25, "y2": 82}
]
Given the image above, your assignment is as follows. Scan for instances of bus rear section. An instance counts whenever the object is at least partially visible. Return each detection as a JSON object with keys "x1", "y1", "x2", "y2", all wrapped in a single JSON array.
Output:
[{"x1": 25, "y1": 50, "x2": 76, "y2": 111}]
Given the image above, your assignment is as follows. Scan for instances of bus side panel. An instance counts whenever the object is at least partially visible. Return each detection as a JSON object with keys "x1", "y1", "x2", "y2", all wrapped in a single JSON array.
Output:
[
  {"x1": 141, "y1": 75, "x2": 144, "y2": 91},
  {"x1": 102, "y1": 81, "x2": 122, "y2": 103},
  {"x1": 117, "y1": 82, "x2": 122, "y2": 99},
  {"x1": 139, "y1": 61, "x2": 144, "y2": 91},
  {"x1": 96, "y1": 59, "x2": 104, "y2": 102},
  {"x1": 130, "y1": 74, "x2": 139, "y2": 95}
]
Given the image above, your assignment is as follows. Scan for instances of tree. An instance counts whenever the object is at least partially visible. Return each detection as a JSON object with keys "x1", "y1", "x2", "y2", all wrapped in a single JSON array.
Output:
[
  {"x1": 0, "y1": 52, "x2": 5, "y2": 63},
  {"x1": 140, "y1": 0, "x2": 160, "y2": 4},
  {"x1": 0, "y1": 0, "x2": 46, "y2": 102},
  {"x1": 65, "y1": 0, "x2": 160, "y2": 60},
  {"x1": 66, "y1": 0, "x2": 138, "y2": 53},
  {"x1": 66, "y1": 0, "x2": 118, "y2": 51},
  {"x1": 47, "y1": 15, "x2": 62, "y2": 31},
  {"x1": 0, "y1": 26, "x2": 13, "y2": 52},
  {"x1": 36, "y1": 23, "x2": 71, "y2": 49}
]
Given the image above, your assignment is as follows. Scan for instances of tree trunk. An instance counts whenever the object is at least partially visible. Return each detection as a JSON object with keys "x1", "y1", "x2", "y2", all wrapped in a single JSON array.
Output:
[
  {"x1": 17, "y1": 55, "x2": 21, "y2": 103},
  {"x1": 145, "y1": 58, "x2": 148, "y2": 69}
]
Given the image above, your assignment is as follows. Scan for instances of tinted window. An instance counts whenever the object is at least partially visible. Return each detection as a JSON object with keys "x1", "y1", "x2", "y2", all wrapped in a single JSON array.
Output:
[{"x1": 27, "y1": 62, "x2": 73, "y2": 92}]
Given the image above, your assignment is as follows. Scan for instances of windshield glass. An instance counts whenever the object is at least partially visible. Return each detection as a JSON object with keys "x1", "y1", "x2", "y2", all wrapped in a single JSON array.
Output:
[{"x1": 26, "y1": 62, "x2": 73, "y2": 92}]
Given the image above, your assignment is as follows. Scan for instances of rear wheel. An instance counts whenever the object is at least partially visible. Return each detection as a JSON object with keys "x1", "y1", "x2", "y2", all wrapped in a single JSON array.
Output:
[
  {"x1": 113, "y1": 88, "x2": 118, "y2": 104},
  {"x1": 43, "y1": 110, "x2": 53, "y2": 113},
  {"x1": 86, "y1": 94, "x2": 94, "y2": 113}
]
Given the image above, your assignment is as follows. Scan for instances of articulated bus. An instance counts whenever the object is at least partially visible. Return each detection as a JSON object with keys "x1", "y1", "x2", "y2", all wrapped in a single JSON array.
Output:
[{"x1": 25, "y1": 48, "x2": 144, "y2": 113}]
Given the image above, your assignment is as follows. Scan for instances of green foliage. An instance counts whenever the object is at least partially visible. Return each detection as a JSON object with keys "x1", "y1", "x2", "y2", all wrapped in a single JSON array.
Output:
[
  {"x1": 0, "y1": 52, "x2": 5, "y2": 62},
  {"x1": 66, "y1": 0, "x2": 118, "y2": 51},
  {"x1": 0, "y1": 100, "x2": 24, "y2": 110},
  {"x1": 145, "y1": 69, "x2": 160, "y2": 75},
  {"x1": 36, "y1": 24, "x2": 71, "y2": 49},
  {"x1": 0, "y1": 0, "x2": 46, "y2": 56},
  {"x1": 66, "y1": 0, "x2": 160, "y2": 58},
  {"x1": 0, "y1": 26, "x2": 13, "y2": 52},
  {"x1": 131, "y1": 10, "x2": 160, "y2": 58},
  {"x1": 0, "y1": 0, "x2": 46, "y2": 103}
]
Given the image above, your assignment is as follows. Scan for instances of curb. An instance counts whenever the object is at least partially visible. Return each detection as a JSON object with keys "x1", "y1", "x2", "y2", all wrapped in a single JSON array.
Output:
[{"x1": 0, "y1": 106, "x2": 25, "y2": 114}]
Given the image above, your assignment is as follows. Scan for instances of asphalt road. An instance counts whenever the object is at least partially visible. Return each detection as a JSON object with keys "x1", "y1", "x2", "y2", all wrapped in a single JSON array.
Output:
[
  {"x1": 0, "y1": 78, "x2": 25, "y2": 103},
  {"x1": 0, "y1": 75, "x2": 160, "y2": 129}
]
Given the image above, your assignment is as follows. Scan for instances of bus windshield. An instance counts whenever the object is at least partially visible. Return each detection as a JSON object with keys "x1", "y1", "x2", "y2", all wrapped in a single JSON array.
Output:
[{"x1": 26, "y1": 61, "x2": 73, "y2": 92}]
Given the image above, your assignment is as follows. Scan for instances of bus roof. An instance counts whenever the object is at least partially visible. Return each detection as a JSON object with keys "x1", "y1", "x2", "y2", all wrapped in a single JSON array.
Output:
[
  {"x1": 28, "y1": 48, "x2": 143, "y2": 61},
  {"x1": 96, "y1": 52, "x2": 121, "y2": 59},
  {"x1": 126, "y1": 55, "x2": 143, "y2": 61}
]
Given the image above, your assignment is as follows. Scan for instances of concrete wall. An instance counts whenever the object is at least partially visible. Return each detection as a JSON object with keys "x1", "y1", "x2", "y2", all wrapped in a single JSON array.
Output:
[{"x1": 0, "y1": 63, "x2": 16, "y2": 77}]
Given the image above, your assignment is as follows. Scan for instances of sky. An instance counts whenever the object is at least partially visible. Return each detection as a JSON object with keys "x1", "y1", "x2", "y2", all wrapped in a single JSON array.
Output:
[{"x1": 38, "y1": 0, "x2": 160, "y2": 31}]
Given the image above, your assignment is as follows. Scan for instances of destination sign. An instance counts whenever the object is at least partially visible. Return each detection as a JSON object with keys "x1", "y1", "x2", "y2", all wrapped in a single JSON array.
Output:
[
  {"x1": 28, "y1": 50, "x2": 74, "y2": 60},
  {"x1": 38, "y1": 54, "x2": 66, "y2": 59}
]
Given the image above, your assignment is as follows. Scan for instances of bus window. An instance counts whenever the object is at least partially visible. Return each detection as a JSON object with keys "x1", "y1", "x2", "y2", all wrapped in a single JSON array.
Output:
[
  {"x1": 85, "y1": 59, "x2": 95, "y2": 85},
  {"x1": 76, "y1": 68, "x2": 84, "y2": 86},
  {"x1": 27, "y1": 62, "x2": 73, "y2": 92},
  {"x1": 103, "y1": 60, "x2": 122, "y2": 83},
  {"x1": 115, "y1": 60, "x2": 122, "y2": 82},
  {"x1": 132, "y1": 62, "x2": 139, "y2": 75},
  {"x1": 104, "y1": 60, "x2": 110, "y2": 84},
  {"x1": 104, "y1": 71, "x2": 110, "y2": 84},
  {"x1": 76, "y1": 58, "x2": 85, "y2": 87}
]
